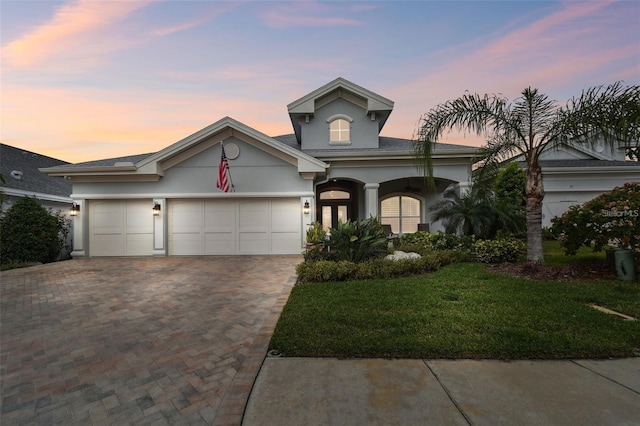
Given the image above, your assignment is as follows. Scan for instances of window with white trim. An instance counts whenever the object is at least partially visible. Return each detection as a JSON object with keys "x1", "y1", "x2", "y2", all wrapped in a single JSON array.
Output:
[
  {"x1": 381, "y1": 196, "x2": 421, "y2": 235},
  {"x1": 327, "y1": 114, "x2": 353, "y2": 145}
]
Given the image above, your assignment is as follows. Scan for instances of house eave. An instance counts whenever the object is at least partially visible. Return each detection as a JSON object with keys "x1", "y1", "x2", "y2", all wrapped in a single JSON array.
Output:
[
  {"x1": 39, "y1": 165, "x2": 138, "y2": 175},
  {"x1": 541, "y1": 165, "x2": 640, "y2": 175},
  {"x1": 1, "y1": 187, "x2": 73, "y2": 204},
  {"x1": 309, "y1": 148, "x2": 478, "y2": 162}
]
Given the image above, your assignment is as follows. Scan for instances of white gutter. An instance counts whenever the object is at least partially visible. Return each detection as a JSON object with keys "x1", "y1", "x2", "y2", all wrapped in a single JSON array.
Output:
[{"x1": 1, "y1": 187, "x2": 73, "y2": 203}]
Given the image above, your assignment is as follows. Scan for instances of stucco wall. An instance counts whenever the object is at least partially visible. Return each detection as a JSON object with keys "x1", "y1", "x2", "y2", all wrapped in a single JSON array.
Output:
[
  {"x1": 72, "y1": 138, "x2": 313, "y2": 197},
  {"x1": 299, "y1": 98, "x2": 380, "y2": 150}
]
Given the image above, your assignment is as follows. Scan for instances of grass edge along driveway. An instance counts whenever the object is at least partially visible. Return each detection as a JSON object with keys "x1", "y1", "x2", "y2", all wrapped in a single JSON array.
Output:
[{"x1": 270, "y1": 262, "x2": 640, "y2": 359}]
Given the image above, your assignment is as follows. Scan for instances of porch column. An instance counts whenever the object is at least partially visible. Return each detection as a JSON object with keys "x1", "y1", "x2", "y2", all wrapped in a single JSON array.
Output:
[{"x1": 364, "y1": 183, "x2": 380, "y2": 218}]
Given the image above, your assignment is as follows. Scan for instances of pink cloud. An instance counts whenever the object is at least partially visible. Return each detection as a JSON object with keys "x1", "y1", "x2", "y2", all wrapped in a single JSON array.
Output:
[
  {"x1": 3, "y1": 0, "x2": 155, "y2": 69},
  {"x1": 386, "y1": 0, "x2": 639, "y2": 142},
  {"x1": 1, "y1": 84, "x2": 293, "y2": 163},
  {"x1": 152, "y1": 3, "x2": 238, "y2": 36},
  {"x1": 262, "y1": 2, "x2": 363, "y2": 28}
]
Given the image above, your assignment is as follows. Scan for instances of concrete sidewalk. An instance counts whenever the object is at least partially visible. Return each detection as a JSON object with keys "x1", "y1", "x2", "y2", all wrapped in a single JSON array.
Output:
[{"x1": 243, "y1": 357, "x2": 640, "y2": 425}]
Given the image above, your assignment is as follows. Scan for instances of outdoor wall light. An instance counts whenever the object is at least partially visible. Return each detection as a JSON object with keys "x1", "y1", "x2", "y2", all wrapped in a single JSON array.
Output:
[
  {"x1": 70, "y1": 203, "x2": 80, "y2": 216},
  {"x1": 303, "y1": 200, "x2": 310, "y2": 215},
  {"x1": 153, "y1": 202, "x2": 161, "y2": 216}
]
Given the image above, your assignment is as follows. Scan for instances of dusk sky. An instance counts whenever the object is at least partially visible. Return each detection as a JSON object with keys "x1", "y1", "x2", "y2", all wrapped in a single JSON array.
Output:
[{"x1": 1, "y1": 0, "x2": 639, "y2": 163}]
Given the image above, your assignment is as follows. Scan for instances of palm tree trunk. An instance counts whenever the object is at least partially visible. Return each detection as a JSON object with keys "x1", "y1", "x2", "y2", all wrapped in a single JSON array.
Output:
[{"x1": 525, "y1": 162, "x2": 545, "y2": 264}]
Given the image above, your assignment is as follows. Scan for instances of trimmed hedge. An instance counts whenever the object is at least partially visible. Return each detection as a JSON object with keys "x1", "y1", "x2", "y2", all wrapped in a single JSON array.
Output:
[
  {"x1": 296, "y1": 250, "x2": 463, "y2": 283},
  {"x1": 397, "y1": 231, "x2": 524, "y2": 264},
  {"x1": 471, "y1": 238, "x2": 525, "y2": 263}
]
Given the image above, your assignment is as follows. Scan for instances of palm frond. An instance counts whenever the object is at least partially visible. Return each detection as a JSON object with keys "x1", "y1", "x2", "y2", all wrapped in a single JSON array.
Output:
[
  {"x1": 561, "y1": 82, "x2": 640, "y2": 150},
  {"x1": 413, "y1": 92, "x2": 509, "y2": 187}
]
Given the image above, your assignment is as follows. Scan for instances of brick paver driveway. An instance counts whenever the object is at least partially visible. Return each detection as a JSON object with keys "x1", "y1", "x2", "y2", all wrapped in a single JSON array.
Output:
[{"x1": 1, "y1": 256, "x2": 300, "y2": 425}]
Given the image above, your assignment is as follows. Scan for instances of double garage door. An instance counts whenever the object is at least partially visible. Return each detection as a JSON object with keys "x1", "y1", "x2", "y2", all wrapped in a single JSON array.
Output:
[{"x1": 89, "y1": 199, "x2": 302, "y2": 256}]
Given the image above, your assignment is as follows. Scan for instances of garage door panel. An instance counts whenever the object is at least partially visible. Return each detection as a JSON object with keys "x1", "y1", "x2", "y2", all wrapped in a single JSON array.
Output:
[
  {"x1": 205, "y1": 233, "x2": 236, "y2": 254},
  {"x1": 169, "y1": 198, "x2": 301, "y2": 255},
  {"x1": 271, "y1": 232, "x2": 301, "y2": 254},
  {"x1": 239, "y1": 232, "x2": 269, "y2": 254},
  {"x1": 238, "y1": 201, "x2": 269, "y2": 232},
  {"x1": 92, "y1": 234, "x2": 124, "y2": 257},
  {"x1": 271, "y1": 200, "x2": 300, "y2": 232},
  {"x1": 92, "y1": 202, "x2": 124, "y2": 234},
  {"x1": 170, "y1": 233, "x2": 203, "y2": 255},
  {"x1": 171, "y1": 201, "x2": 203, "y2": 234},
  {"x1": 90, "y1": 200, "x2": 153, "y2": 257},
  {"x1": 126, "y1": 201, "x2": 154, "y2": 233},
  {"x1": 126, "y1": 234, "x2": 154, "y2": 256},
  {"x1": 204, "y1": 201, "x2": 235, "y2": 232}
]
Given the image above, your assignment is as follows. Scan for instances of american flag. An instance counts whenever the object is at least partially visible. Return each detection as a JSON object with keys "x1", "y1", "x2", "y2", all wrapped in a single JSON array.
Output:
[{"x1": 216, "y1": 143, "x2": 231, "y2": 192}]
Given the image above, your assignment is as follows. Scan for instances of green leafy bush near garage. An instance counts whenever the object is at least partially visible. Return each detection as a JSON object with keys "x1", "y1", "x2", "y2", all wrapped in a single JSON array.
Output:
[{"x1": 0, "y1": 197, "x2": 71, "y2": 265}]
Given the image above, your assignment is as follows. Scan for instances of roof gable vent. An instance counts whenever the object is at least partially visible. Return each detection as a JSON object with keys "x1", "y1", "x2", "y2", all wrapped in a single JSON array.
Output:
[{"x1": 10, "y1": 170, "x2": 23, "y2": 180}]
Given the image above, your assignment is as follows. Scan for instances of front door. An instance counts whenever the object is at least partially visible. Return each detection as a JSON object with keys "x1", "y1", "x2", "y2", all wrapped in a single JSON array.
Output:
[
  {"x1": 318, "y1": 189, "x2": 352, "y2": 232},
  {"x1": 321, "y1": 204, "x2": 349, "y2": 232}
]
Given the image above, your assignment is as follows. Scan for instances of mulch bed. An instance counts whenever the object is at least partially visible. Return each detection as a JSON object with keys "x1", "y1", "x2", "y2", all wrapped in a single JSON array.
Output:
[{"x1": 488, "y1": 261, "x2": 618, "y2": 282}]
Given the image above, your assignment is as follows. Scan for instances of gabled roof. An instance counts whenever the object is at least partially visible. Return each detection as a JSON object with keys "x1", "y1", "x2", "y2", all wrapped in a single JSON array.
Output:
[
  {"x1": 41, "y1": 117, "x2": 328, "y2": 181},
  {"x1": 287, "y1": 77, "x2": 395, "y2": 142},
  {"x1": 1, "y1": 143, "x2": 72, "y2": 200}
]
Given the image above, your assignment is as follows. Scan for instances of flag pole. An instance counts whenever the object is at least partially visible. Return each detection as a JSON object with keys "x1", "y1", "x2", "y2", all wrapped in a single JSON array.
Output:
[
  {"x1": 221, "y1": 142, "x2": 235, "y2": 192},
  {"x1": 228, "y1": 167, "x2": 235, "y2": 193}
]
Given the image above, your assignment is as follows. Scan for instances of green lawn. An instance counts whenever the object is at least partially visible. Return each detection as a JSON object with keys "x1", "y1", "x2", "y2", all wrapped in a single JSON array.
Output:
[{"x1": 270, "y1": 244, "x2": 640, "y2": 359}]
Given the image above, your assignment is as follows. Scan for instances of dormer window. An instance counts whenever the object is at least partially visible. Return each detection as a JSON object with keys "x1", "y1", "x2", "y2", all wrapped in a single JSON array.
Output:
[{"x1": 327, "y1": 114, "x2": 353, "y2": 145}]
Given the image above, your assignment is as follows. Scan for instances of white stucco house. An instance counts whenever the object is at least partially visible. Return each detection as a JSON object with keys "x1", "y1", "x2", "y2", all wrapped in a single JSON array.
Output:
[
  {"x1": 521, "y1": 142, "x2": 640, "y2": 228},
  {"x1": 40, "y1": 78, "x2": 639, "y2": 257}
]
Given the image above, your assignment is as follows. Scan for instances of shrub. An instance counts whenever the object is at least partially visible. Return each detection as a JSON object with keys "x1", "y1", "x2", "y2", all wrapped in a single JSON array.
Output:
[
  {"x1": 399, "y1": 231, "x2": 474, "y2": 252},
  {"x1": 0, "y1": 197, "x2": 72, "y2": 264},
  {"x1": 295, "y1": 250, "x2": 463, "y2": 283},
  {"x1": 326, "y1": 218, "x2": 388, "y2": 262},
  {"x1": 551, "y1": 182, "x2": 640, "y2": 255},
  {"x1": 471, "y1": 238, "x2": 524, "y2": 263},
  {"x1": 305, "y1": 221, "x2": 326, "y2": 244},
  {"x1": 541, "y1": 226, "x2": 559, "y2": 241}
]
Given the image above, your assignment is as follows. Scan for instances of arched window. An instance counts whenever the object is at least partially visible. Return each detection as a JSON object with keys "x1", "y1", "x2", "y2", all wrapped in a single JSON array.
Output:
[
  {"x1": 381, "y1": 196, "x2": 421, "y2": 234},
  {"x1": 327, "y1": 114, "x2": 352, "y2": 145}
]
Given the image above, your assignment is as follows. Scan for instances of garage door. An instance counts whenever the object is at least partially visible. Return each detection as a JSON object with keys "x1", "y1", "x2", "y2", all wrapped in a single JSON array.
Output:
[
  {"x1": 89, "y1": 200, "x2": 154, "y2": 256},
  {"x1": 169, "y1": 199, "x2": 301, "y2": 255}
]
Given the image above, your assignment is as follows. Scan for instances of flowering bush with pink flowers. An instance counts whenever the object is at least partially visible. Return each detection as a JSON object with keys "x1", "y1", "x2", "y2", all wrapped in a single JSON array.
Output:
[{"x1": 551, "y1": 182, "x2": 640, "y2": 255}]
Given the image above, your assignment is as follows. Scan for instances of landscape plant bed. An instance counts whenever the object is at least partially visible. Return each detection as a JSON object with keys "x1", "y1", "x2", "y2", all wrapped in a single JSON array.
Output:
[
  {"x1": 270, "y1": 262, "x2": 640, "y2": 359},
  {"x1": 488, "y1": 261, "x2": 616, "y2": 283}
]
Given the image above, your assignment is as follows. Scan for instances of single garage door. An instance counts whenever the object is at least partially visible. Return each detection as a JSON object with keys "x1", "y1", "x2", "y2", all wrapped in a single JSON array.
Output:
[
  {"x1": 89, "y1": 200, "x2": 154, "y2": 256},
  {"x1": 169, "y1": 199, "x2": 301, "y2": 255}
]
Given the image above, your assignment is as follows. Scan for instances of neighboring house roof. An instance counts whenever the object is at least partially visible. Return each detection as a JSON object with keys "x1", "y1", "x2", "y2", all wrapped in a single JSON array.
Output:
[
  {"x1": 0, "y1": 143, "x2": 72, "y2": 201},
  {"x1": 287, "y1": 77, "x2": 395, "y2": 142}
]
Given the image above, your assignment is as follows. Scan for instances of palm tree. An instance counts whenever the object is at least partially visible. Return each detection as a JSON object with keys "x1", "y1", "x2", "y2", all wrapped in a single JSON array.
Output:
[
  {"x1": 429, "y1": 185, "x2": 494, "y2": 237},
  {"x1": 414, "y1": 82, "x2": 640, "y2": 264}
]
